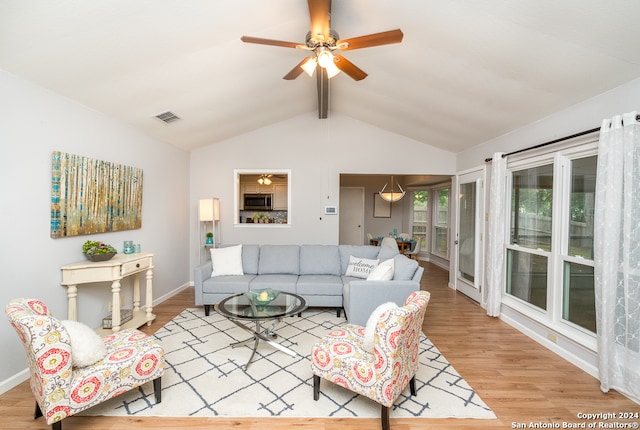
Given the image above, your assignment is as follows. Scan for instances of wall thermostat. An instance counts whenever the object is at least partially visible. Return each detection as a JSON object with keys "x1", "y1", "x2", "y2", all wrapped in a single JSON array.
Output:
[{"x1": 324, "y1": 206, "x2": 337, "y2": 215}]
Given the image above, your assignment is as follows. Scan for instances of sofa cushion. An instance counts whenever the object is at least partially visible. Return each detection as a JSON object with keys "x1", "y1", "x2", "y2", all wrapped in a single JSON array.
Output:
[
  {"x1": 211, "y1": 245, "x2": 244, "y2": 276},
  {"x1": 249, "y1": 274, "x2": 299, "y2": 293},
  {"x1": 296, "y1": 274, "x2": 343, "y2": 296},
  {"x1": 241, "y1": 244, "x2": 260, "y2": 275},
  {"x1": 258, "y1": 245, "x2": 300, "y2": 275},
  {"x1": 300, "y1": 245, "x2": 341, "y2": 276},
  {"x1": 345, "y1": 255, "x2": 379, "y2": 279},
  {"x1": 338, "y1": 245, "x2": 380, "y2": 274},
  {"x1": 202, "y1": 275, "x2": 256, "y2": 294},
  {"x1": 392, "y1": 254, "x2": 419, "y2": 280}
]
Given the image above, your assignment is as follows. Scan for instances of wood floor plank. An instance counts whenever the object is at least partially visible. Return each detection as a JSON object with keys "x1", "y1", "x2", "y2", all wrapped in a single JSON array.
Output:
[{"x1": 1, "y1": 262, "x2": 637, "y2": 429}]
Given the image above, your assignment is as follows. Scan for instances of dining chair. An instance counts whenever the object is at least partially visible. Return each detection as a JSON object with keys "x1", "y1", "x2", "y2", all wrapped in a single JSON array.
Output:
[
  {"x1": 405, "y1": 238, "x2": 422, "y2": 260},
  {"x1": 380, "y1": 237, "x2": 399, "y2": 252}
]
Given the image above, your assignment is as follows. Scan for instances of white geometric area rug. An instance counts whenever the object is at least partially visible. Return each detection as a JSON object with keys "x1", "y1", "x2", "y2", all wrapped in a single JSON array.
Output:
[{"x1": 82, "y1": 308, "x2": 495, "y2": 419}]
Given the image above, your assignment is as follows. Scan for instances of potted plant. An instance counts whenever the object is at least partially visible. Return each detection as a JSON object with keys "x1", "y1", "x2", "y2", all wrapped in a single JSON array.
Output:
[
  {"x1": 82, "y1": 240, "x2": 117, "y2": 262},
  {"x1": 205, "y1": 232, "x2": 214, "y2": 245}
]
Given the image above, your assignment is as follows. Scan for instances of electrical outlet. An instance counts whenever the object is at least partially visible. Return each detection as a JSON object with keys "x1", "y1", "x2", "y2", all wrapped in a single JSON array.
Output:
[
  {"x1": 547, "y1": 333, "x2": 558, "y2": 343},
  {"x1": 120, "y1": 294, "x2": 125, "y2": 306}
]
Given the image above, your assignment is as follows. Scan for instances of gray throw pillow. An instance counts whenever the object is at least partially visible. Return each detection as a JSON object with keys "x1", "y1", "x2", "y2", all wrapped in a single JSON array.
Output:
[{"x1": 392, "y1": 254, "x2": 419, "y2": 280}]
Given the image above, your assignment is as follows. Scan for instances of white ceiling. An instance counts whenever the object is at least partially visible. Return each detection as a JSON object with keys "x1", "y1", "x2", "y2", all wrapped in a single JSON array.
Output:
[{"x1": 2, "y1": 0, "x2": 640, "y2": 153}]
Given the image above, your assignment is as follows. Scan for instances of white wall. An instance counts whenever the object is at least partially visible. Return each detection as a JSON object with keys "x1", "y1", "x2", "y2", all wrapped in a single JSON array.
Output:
[
  {"x1": 457, "y1": 77, "x2": 640, "y2": 171},
  {"x1": 0, "y1": 70, "x2": 191, "y2": 391},
  {"x1": 189, "y1": 113, "x2": 457, "y2": 269}
]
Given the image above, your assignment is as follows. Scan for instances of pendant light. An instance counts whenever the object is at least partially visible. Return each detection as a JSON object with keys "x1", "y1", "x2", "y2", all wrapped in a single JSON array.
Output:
[{"x1": 379, "y1": 176, "x2": 405, "y2": 202}]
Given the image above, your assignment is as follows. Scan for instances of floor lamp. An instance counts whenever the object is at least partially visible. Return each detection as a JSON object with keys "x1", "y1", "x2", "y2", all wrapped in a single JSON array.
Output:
[{"x1": 198, "y1": 198, "x2": 220, "y2": 263}]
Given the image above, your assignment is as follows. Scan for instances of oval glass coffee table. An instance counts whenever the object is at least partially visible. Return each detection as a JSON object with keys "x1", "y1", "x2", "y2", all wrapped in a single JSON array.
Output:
[{"x1": 216, "y1": 289, "x2": 308, "y2": 370}]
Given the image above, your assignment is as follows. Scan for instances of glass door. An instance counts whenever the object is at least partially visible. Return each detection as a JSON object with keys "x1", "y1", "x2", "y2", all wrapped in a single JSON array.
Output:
[{"x1": 455, "y1": 169, "x2": 484, "y2": 302}]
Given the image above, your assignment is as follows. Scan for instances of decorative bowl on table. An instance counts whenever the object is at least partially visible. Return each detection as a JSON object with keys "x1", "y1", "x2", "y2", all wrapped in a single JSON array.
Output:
[
  {"x1": 85, "y1": 252, "x2": 116, "y2": 262},
  {"x1": 82, "y1": 240, "x2": 118, "y2": 262},
  {"x1": 246, "y1": 288, "x2": 280, "y2": 305}
]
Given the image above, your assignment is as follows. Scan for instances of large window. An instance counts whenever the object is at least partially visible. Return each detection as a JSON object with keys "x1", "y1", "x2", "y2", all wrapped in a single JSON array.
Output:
[
  {"x1": 504, "y1": 145, "x2": 598, "y2": 349},
  {"x1": 432, "y1": 187, "x2": 449, "y2": 257},
  {"x1": 411, "y1": 191, "x2": 428, "y2": 249}
]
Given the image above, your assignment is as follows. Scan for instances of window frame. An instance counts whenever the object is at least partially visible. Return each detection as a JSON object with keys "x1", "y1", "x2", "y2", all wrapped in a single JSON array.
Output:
[
  {"x1": 431, "y1": 185, "x2": 450, "y2": 259},
  {"x1": 502, "y1": 138, "x2": 599, "y2": 352}
]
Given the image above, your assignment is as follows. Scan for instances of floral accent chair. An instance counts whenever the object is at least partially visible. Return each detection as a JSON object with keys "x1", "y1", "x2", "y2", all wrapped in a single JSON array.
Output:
[
  {"x1": 5, "y1": 298, "x2": 165, "y2": 430},
  {"x1": 310, "y1": 290, "x2": 430, "y2": 430}
]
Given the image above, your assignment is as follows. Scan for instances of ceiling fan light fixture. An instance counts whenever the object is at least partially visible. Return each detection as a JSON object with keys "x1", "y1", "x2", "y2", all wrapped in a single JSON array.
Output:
[
  {"x1": 258, "y1": 174, "x2": 272, "y2": 185},
  {"x1": 326, "y1": 61, "x2": 340, "y2": 78},
  {"x1": 379, "y1": 176, "x2": 406, "y2": 202},
  {"x1": 301, "y1": 57, "x2": 317, "y2": 77},
  {"x1": 316, "y1": 48, "x2": 333, "y2": 69}
]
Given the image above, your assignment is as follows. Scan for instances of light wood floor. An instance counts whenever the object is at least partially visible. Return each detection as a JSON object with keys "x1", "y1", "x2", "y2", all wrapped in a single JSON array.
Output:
[{"x1": 2, "y1": 262, "x2": 637, "y2": 429}]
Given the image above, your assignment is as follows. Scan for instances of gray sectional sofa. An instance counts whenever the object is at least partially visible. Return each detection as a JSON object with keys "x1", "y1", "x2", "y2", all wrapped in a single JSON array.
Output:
[{"x1": 193, "y1": 244, "x2": 424, "y2": 326}]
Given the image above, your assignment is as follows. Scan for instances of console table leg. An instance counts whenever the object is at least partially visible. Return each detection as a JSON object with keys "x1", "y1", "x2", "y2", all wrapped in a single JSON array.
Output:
[
  {"x1": 133, "y1": 273, "x2": 140, "y2": 312},
  {"x1": 67, "y1": 285, "x2": 78, "y2": 321},
  {"x1": 111, "y1": 280, "x2": 121, "y2": 332},
  {"x1": 145, "y1": 268, "x2": 153, "y2": 325}
]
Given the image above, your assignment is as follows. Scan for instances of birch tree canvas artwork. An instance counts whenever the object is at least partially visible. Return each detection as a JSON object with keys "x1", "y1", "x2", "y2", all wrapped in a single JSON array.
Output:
[{"x1": 50, "y1": 151, "x2": 143, "y2": 238}]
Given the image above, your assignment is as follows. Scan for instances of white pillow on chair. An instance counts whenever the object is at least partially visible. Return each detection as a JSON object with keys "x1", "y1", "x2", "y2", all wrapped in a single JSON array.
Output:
[
  {"x1": 362, "y1": 302, "x2": 397, "y2": 353},
  {"x1": 61, "y1": 320, "x2": 107, "y2": 368}
]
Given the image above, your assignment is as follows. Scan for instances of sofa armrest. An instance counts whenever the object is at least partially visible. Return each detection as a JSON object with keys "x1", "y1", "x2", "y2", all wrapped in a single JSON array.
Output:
[
  {"x1": 343, "y1": 280, "x2": 421, "y2": 326},
  {"x1": 194, "y1": 261, "x2": 212, "y2": 306}
]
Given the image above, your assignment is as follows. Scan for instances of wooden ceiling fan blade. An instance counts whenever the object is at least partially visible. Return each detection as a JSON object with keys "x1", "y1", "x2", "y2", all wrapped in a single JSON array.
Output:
[
  {"x1": 283, "y1": 58, "x2": 312, "y2": 80},
  {"x1": 308, "y1": 0, "x2": 331, "y2": 42},
  {"x1": 337, "y1": 29, "x2": 403, "y2": 51},
  {"x1": 241, "y1": 36, "x2": 301, "y2": 49},
  {"x1": 316, "y1": 67, "x2": 329, "y2": 119},
  {"x1": 333, "y1": 55, "x2": 367, "y2": 81}
]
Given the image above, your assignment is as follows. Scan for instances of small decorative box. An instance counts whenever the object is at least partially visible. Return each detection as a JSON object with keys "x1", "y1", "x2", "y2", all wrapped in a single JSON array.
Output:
[{"x1": 102, "y1": 308, "x2": 133, "y2": 329}]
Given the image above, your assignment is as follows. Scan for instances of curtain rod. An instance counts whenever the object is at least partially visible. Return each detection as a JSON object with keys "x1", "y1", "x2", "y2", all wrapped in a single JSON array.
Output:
[
  {"x1": 485, "y1": 113, "x2": 640, "y2": 163},
  {"x1": 483, "y1": 127, "x2": 600, "y2": 163}
]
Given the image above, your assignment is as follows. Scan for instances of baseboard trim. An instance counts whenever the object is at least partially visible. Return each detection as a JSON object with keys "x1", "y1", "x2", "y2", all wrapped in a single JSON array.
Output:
[{"x1": 0, "y1": 368, "x2": 30, "y2": 396}]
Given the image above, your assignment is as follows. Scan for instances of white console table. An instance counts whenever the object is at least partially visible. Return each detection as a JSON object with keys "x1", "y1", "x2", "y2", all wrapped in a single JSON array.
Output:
[{"x1": 60, "y1": 252, "x2": 155, "y2": 335}]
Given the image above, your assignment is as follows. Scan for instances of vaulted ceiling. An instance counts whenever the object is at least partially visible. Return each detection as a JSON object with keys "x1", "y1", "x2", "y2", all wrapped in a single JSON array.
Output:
[{"x1": 2, "y1": 0, "x2": 639, "y2": 153}]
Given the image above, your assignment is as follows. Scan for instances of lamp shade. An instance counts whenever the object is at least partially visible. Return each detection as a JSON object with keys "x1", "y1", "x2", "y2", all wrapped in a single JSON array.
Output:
[
  {"x1": 199, "y1": 198, "x2": 214, "y2": 221},
  {"x1": 213, "y1": 198, "x2": 220, "y2": 221}
]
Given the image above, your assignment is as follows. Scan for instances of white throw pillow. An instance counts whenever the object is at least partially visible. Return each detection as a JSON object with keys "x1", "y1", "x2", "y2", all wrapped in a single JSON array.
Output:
[
  {"x1": 345, "y1": 255, "x2": 379, "y2": 279},
  {"x1": 61, "y1": 320, "x2": 107, "y2": 368},
  {"x1": 211, "y1": 245, "x2": 244, "y2": 277},
  {"x1": 362, "y1": 302, "x2": 397, "y2": 353},
  {"x1": 367, "y1": 258, "x2": 395, "y2": 281}
]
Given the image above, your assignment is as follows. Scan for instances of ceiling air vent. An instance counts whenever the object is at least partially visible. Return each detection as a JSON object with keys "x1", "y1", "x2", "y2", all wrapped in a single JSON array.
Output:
[{"x1": 154, "y1": 111, "x2": 181, "y2": 124}]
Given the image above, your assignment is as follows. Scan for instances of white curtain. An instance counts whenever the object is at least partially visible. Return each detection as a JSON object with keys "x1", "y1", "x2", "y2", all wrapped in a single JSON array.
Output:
[
  {"x1": 594, "y1": 111, "x2": 640, "y2": 404},
  {"x1": 485, "y1": 152, "x2": 507, "y2": 317}
]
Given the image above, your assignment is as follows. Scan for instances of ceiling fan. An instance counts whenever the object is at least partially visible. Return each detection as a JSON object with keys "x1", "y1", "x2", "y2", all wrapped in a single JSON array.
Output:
[{"x1": 241, "y1": 0, "x2": 403, "y2": 119}]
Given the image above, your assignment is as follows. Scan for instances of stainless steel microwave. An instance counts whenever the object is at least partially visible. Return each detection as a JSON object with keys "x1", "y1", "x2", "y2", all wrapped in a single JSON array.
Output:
[{"x1": 244, "y1": 194, "x2": 273, "y2": 210}]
